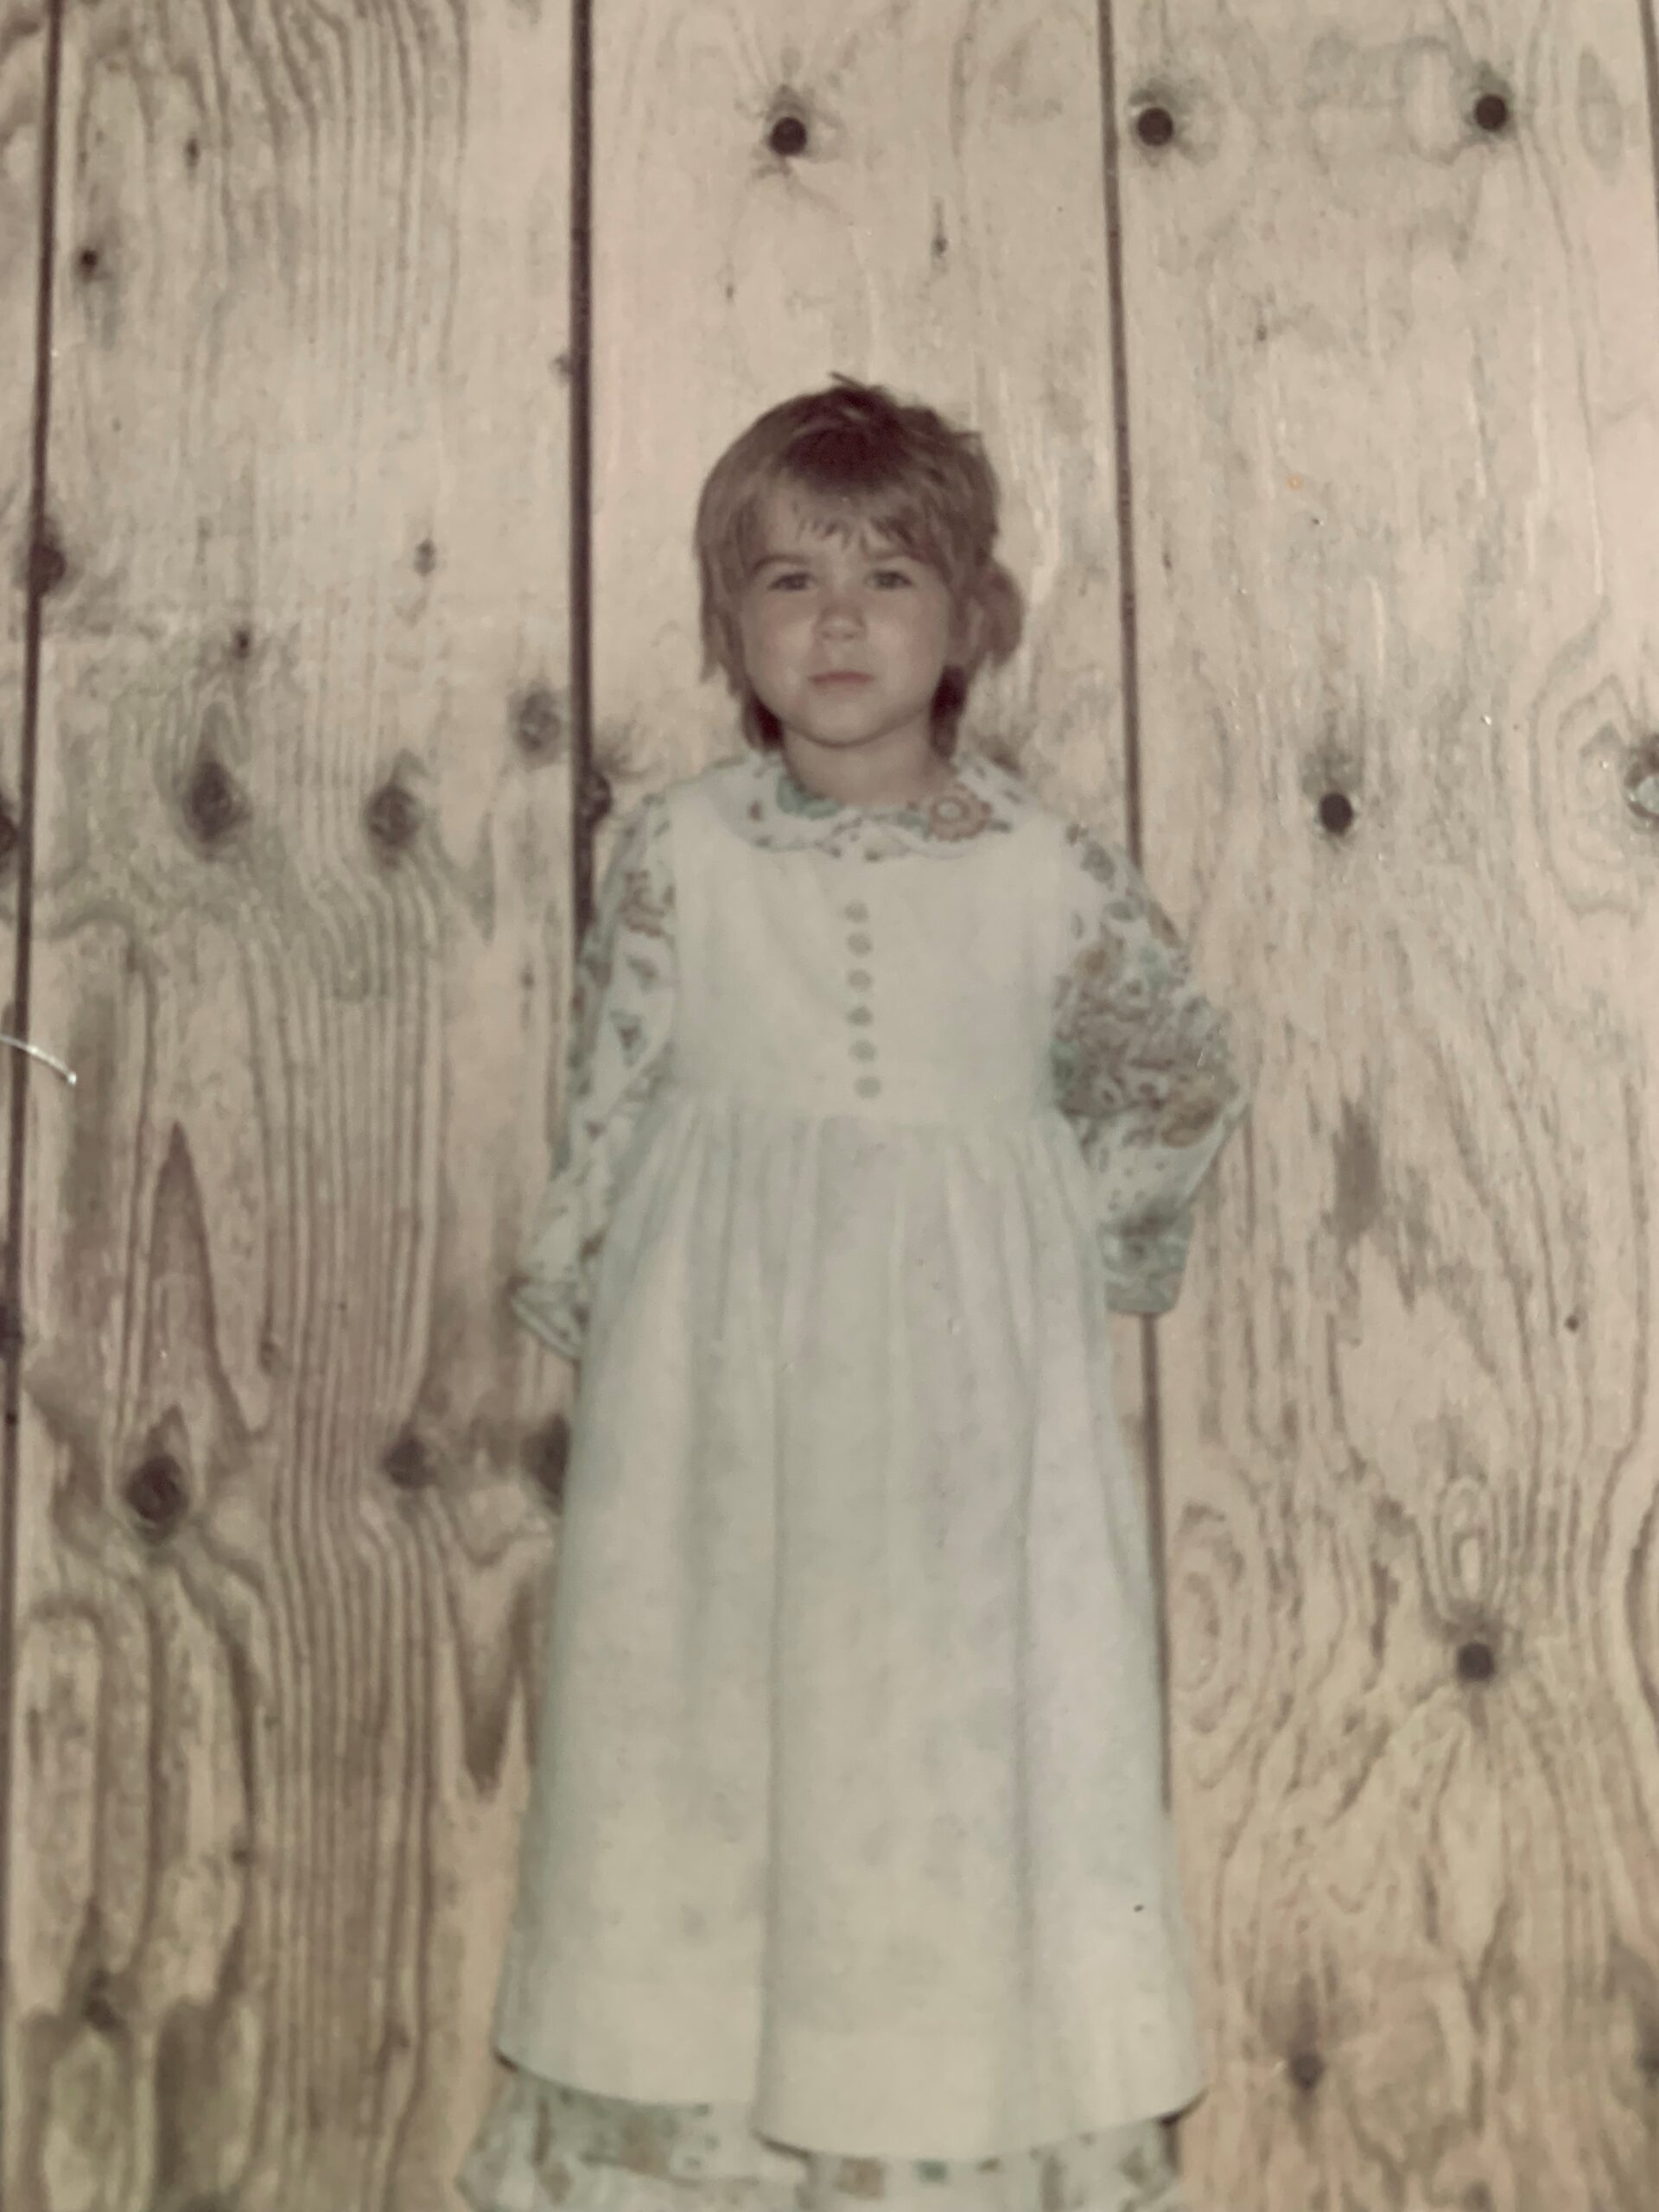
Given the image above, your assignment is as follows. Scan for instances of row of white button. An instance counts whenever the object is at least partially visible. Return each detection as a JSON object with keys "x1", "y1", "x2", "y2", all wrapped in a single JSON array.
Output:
[{"x1": 844, "y1": 901, "x2": 881, "y2": 1097}]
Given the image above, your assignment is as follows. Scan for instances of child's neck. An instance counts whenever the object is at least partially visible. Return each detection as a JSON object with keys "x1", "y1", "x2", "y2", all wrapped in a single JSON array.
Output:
[{"x1": 779, "y1": 732, "x2": 956, "y2": 810}]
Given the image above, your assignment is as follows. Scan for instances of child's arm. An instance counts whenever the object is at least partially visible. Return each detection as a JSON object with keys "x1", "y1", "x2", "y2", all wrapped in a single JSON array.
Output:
[
  {"x1": 1051, "y1": 824, "x2": 1253, "y2": 1315},
  {"x1": 509, "y1": 792, "x2": 677, "y2": 1360}
]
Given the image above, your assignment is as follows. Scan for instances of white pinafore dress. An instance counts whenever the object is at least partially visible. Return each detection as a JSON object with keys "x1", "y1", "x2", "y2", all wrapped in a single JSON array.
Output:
[{"x1": 460, "y1": 748, "x2": 1251, "y2": 2212}]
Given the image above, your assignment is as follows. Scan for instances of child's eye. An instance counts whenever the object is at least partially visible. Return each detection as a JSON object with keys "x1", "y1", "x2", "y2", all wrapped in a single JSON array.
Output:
[
  {"x1": 767, "y1": 571, "x2": 813, "y2": 591},
  {"x1": 871, "y1": 569, "x2": 912, "y2": 588}
]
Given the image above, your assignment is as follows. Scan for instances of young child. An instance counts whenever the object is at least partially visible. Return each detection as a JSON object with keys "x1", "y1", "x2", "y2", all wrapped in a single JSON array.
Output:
[{"x1": 460, "y1": 379, "x2": 1252, "y2": 2212}]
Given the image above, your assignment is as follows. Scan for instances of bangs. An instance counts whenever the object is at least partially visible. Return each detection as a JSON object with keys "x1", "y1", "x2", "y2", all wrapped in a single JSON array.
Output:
[{"x1": 730, "y1": 463, "x2": 953, "y2": 588}]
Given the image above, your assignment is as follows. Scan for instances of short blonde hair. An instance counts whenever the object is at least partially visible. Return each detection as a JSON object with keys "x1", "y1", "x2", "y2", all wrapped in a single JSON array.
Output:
[{"x1": 695, "y1": 377, "x2": 1024, "y2": 753}]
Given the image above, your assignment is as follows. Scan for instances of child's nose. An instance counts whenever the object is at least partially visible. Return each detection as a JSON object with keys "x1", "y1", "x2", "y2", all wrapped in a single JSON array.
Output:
[{"x1": 817, "y1": 593, "x2": 864, "y2": 632}]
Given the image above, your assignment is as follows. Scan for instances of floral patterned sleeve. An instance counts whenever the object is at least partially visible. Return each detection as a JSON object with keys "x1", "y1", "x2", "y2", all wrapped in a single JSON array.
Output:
[
  {"x1": 1051, "y1": 823, "x2": 1253, "y2": 1315},
  {"x1": 511, "y1": 793, "x2": 677, "y2": 1359}
]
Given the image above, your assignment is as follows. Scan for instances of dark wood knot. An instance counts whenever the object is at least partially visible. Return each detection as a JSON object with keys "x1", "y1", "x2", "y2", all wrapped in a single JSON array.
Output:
[
  {"x1": 513, "y1": 686, "x2": 565, "y2": 761},
  {"x1": 0, "y1": 797, "x2": 18, "y2": 873},
  {"x1": 184, "y1": 137, "x2": 201, "y2": 168},
  {"x1": 1457, "y1": 1640, "x2": 1495, "y2": 1681},
  {"x1": 1135, "y1": 105, "x2": 1175, "y2": 148},
  {"x1": 28, "y1": 529, "x2": 69, "y2": 597},
  {"x1": 84, "y1": 1971, "x2": 123, "y2": 2034},
  {"x1": 126, "y1": 1454, "x2": 189, "y2": 1535},
  {"x1": 413, "y1": 538, "x2": 437, "y2": 575},
  {"x1": 579, "y1": 765, "x2": 613, "y2": 833},
  {"x1": 383, "y1": 1430, "x2": 436, "y2": 1491},
  {"x1": 1473, "y1": 92, "x2": 1510, "y2": 133},
  {"x1": 524, "y1": 1414, "x2": 571, "y2": 1511},
  {"x1": 76, "y1": 246, "x2": 102, "y2": 278},
  {"x1": 1623, "y1": 736, "x2": 1659, "y2": 828},
  {"x1": 185, "y1": 758, "x2": 246, "y2": 847},
  {"x1": 365, "y1": 780, "x2": 422, "y2": 856},
  {"x1": 1288, "y1": 2050, "x2": 1324, "y2": 2091},
  {"x1": 768, "y1": 112, "x2": 809, "y2": 158},
  {"x1": 0, "y1": 1300, "x2": 23, "y2": 1356},
  {"x1": 1319, "y1": 791, "x2": 1355, "y2": 836},
  {"x1": 231, "y1": 625, "x2": 253, "y2": 659}
]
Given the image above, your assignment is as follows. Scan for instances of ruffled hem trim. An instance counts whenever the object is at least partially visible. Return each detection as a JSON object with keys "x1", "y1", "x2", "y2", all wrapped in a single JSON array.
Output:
[
  {"x1": 455, "y1": 2071, "x2": 798, "y2": 2212},
  {"x1": 459, "y1": 2142, "x2": 791, "y2": 2212},
  {"x1": 455, "y1": 2069, "x2": 1186, "y2": 2212}
]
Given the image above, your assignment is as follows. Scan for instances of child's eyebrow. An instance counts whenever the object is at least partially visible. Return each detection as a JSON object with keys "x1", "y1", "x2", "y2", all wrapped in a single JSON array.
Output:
[{"x1": 750, "y1": 545, "x2": 918, "y2": 574}]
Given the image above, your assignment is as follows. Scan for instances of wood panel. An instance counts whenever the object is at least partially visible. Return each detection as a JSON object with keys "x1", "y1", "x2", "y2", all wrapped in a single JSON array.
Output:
[
  {"x1": 0, "y1": 0, "x2": 54, "y2": 2118},
  {"x1": 591, "y1": 0, "x2": 1132, "y2": 802},
  {"x1": 1114, "y1": 1, "x2": 1659, "y2": 2205},
  {"x1": 2, "y1": 3, "x2": 574, "y2": 2205},
  {"x1": 0, "y1": 0, "x2": 45, "y2": 607},
  {"x1": 588, "y1": 0, "x2": 1179, "y2": 1545}
]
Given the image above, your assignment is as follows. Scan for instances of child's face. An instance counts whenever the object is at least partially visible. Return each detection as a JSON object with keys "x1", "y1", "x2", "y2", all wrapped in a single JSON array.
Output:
[{"x1": 736, "y1": 484, "x2": 963, "y2": 764}]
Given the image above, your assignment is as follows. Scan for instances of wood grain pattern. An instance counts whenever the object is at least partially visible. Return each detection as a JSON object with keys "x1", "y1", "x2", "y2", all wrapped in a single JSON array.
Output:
[
  {"x1": 591, "y1": 0, "x2": 1131, "y2": 798},
  {"x1": 0, "y1": 1, "x2": 44, "y2": 600},
  {"x1": 1113, "y1": 1, "x2": 1659, "y2": 2204},
  {"x1": 0, "y1": 0, "x2": 52, "y2": 2133},
  {"x1": 588, "y1": 0, "x2": 1165, "y2": 1494},
  {"x1": 6, "y1": 1, "x2": 1653, "y2": 2206},
  {"x1": 2, "y1": 3, "x2": 575, "y2": 2205}
]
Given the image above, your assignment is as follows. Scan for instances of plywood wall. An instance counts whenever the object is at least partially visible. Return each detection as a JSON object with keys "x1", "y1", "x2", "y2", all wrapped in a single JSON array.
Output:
[
  {"x1": 1116, "y1": 6, "x2": 1659, "y2": 2207},
  {"x1": 1, "y1": 0, "x2": 577, "y2": 2203},
  {"x1": 3, "y1": 3, "x2": 1658, "y2": 2210},
  {"x1": 587, "y1": 0, "x2": 1164, "y2": 1564}
]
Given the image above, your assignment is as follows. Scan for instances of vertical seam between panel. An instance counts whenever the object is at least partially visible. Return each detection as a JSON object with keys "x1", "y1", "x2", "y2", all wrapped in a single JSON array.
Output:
[
  {"x1": 1096, "y1": 0, "x2": 1176, "y2": 1860},
  {"x1": 569, "y1": 0, "x2": 595, "y2": 940},
  {"x1": 1639, "y1": 4, "x2": 1659, "y2": 290},
  {"x1": 0, "y1": 0, "x2": 67, "y2": 2069}
]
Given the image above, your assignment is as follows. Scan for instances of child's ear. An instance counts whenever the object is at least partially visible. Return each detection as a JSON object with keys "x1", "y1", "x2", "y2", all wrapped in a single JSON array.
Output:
[
  {"x1": 953, "y1": 595, "x2": 987, "y2": 666},
  {"x1": 974, "y1": 564, "x2": 1024, "y2": 664}
]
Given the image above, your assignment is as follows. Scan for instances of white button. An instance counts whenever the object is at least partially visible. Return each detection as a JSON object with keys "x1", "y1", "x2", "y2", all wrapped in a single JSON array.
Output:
[
  {"x1": 844, "y1": 901, "x2": 869, "y2": 921},
  {"x1": 855, "y1": 1077, "x2": 882, "y2": 1098},
  {"x1": 847, "y1": 1007, "x2": 873, "y2": 1027},
  {"x1": 848, "y1": 969, "x2": 873, "y2": 989},
  {"x1": 848, "y1": 932, "x2": 873, "y2": 955},
  {"x1": 851, "y1": 1040, "x2": 878, "y2": 1062}
]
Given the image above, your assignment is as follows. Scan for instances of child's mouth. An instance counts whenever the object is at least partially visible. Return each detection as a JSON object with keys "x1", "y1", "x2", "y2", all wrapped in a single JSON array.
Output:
[{"x1": 813, "y1": 672, "x2": 873, "y2": 686}]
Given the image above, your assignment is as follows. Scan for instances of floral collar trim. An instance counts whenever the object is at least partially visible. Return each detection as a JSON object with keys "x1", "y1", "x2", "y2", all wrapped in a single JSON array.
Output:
[{"x1": 712, "y1": 746, "x2": 1041, "y2": 859}]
